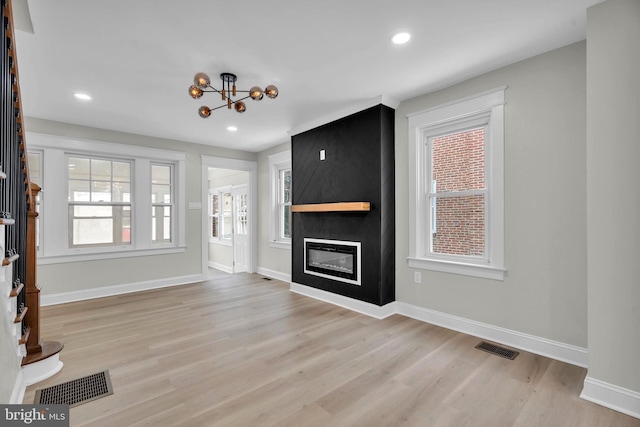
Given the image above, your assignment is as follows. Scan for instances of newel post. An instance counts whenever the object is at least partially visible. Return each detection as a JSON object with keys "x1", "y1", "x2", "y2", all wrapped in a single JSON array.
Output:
[{"x1": 25, "y1": 181, "x2": 42, "y2": 355}]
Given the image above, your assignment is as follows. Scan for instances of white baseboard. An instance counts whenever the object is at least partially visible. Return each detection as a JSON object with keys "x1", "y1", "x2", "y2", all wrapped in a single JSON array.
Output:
[
  {"x1": 208, "y1": 262, "x2": 233, "y2": 274},
  {"x1": 256, "y1": 267, "x2": 291, "y2": 283},
  {"x1": 10, "y1": 371, "x2": 25, "y2": 404},
  {"x1": 396, "y1": 302, "x2": 588, "y2": 368},
  {"x1": 290, "y1": 282, "x2": 398, "y2": 319},
  {"x1": 41, "y1": 274, "x2": 205, "y2": 306},
  {"x1": 581, "y1": 376, "x2": 640, "y2": 419},
  {"x1": 286, "y1": 286, "x2": 588, "y2": 367}
]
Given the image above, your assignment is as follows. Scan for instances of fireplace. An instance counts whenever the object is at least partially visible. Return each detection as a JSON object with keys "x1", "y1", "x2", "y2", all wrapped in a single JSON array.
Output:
[{"x1": 304, "y1": 238, "x2": 361, "y2": 286}]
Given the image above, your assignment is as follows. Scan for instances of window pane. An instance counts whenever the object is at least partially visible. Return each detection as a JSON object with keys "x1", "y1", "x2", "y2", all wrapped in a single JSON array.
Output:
[
  {"x1": 431, "y1": 194, "x2": 485, "y2": 256},
  {"x1": 91, "y1": 181, "x2": 112, "y2": 202},
  {"x1": 70, "y1": 204, "x2": 132, "y2": 247},
  {"x1": 282, "y1": 169, "x2": 292, "y2": 203},
  {"x1": 113, "y1": 162, "x2": 131, "y2": 182},
  {"x1": 222, "y1": 193, "x2": 232, "y2": 213},
  {"x1": 211, "y1": 217, "x2": 218, "y2": 238},
  {"x1": 72, "y1": 218, "x2": 114, "y2": 245},
  {"x1": 113, "y1": 182, "x2": 131, "y2": 202},
  {"x1": 152, "y1": 205, "x2": 171, "y2": 243},
  {"x1": 152, "y1": 164, "x2": 171, "y2": 185},
  {"x1": 28, "y1": 152, "x2": 41, "y2": 185},
  {"x1": 431, "y1": 128, "x2": 485, "y2": 192},
  {"x1": 236, "y1": 194, "x2": 247, "y2": 235},
  {"x1": 283, "y1": 205, "x2": 291, "y2": 238},
  {"x1": 68, "y1": 157, "x2": 90, "y2": 180},
  {"x1": 122, "y1": 207, "x2": 131, "y2": 243},
  {"x1": 152, "y1": 184, "x2": 171, "y2": 204},
  {"x1": 211, "y1": 194, "x2": 219, "y2": 215},
  {"x1": 91, "y1": 159, "x2": 111, "y2": 181},
  {"x1": 222, "y1": 215, "x2": 232, "y2": 239},
  {"x1": 69, "y1": 180, "x2": 90, "y2": 201},
  {"x1": 164, "y1": 216, "x2": 171, "y2": 240}
]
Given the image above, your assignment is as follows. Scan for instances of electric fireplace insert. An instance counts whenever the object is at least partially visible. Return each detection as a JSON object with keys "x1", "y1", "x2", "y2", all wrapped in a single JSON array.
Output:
[{"x1": 304, "y1": 238, "x2": 361, "y2": 286}]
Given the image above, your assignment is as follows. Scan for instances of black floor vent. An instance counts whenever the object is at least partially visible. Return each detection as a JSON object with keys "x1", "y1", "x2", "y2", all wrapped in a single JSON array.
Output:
[
  {"x1": 34, "y1": 370, "x2": 113, "y2": 407},
  {"x1": 262, "y1": 277, "x2": 272, "y2": 281},
  {"x1": 475, "y1": 341, "x2": 519, "y2": 360}
]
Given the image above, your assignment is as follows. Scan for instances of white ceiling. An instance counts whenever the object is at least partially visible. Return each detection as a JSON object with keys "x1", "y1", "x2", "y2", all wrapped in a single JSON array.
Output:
[{"x1": 14, "y1": 0, "x2": 599, "y2": 153}]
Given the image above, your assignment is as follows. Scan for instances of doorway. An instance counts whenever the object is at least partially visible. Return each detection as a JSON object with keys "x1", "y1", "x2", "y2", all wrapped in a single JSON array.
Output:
[
  {"x1": 201, "y1": 156, "x2": 258, "y2": 278},
  {"x1": 207, "y1": 168, "x2": 249, "y2": 274}
]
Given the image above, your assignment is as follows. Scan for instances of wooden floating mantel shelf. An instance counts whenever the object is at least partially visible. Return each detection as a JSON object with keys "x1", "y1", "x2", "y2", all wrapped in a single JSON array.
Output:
[{"x1": 291, "y1": 202, "x2": 371, "y2": 213}]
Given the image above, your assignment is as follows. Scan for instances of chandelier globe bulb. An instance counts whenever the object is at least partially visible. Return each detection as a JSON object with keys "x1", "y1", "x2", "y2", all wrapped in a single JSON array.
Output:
[{"x1": 194, "y1": 72, "x2": 210, "y2": 89}]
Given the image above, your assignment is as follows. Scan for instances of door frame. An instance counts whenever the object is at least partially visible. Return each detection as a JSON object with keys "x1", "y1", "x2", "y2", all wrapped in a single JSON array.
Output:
[
  {"x1": 201, "y1": 156, "x2": 257, "y2": 275},
  {"x1": 231, "y1": 184, "x2": 249, "y2": 273}
]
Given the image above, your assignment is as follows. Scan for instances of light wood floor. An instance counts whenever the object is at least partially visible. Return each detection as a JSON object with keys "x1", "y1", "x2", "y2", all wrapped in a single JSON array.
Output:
[{"x1": 23, "y1": 274, "x2": 639, "y2": 427}]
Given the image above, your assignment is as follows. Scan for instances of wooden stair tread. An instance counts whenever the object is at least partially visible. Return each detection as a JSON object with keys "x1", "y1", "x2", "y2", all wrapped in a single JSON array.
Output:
[
  {"x1": 19, "y1": 327, "x2": 30, "y2": 345},
  {"x1": 10, "y1": 282, "x2": 24, "y2": 297},
  {"x1": 0, "y1": 218, "x2": 16, "y2": 225},
  {"x1": 21, "y1": 341, "x2": 64, "y2": 366},
  {"x1": 14, "y1": 306, "x2": 27, "y2": 323},
  {"x1": 3, "y1": 253, "x2": 19, "y2": 266}
]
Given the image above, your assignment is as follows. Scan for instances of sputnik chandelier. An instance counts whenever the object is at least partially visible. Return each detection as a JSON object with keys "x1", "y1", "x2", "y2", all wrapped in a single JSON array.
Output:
[{"x1": 188, "y1": 72, "x2": 278, "y2": 118}]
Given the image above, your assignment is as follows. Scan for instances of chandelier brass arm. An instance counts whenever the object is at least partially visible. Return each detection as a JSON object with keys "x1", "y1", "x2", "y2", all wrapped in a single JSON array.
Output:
[{"x1": 189, "y1": 72, "x2": 278, "y2": 118}]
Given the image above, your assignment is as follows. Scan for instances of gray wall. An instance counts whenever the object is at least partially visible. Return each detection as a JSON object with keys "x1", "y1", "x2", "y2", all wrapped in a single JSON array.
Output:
[
  {"x1": 586, "y1": 0, "x2": 640, "y2": 394},
  {"x1": 395, "y1": 42, "x2": 588, "y2": 347},
  {"x1": 26, "y1": 117, "x2": 256, "y2": 295},
  {"x1": 257, "y1": 141, "x2": 292, "y2": 277}
]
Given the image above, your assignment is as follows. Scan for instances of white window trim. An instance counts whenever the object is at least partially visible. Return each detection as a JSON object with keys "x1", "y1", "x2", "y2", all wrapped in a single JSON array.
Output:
[
  {"x1": 407, "y1": 87, "x2": 506, "y2": 280},
  {"x1": 268, "y1": 150, "x2": 292, "y2": 249},
  {"x1": 208, "y1": 185, "x2": 233, "y2": 247},
  {"x1": 27, "y1": 149, "x2": 44, "y2": 257},
  {"x1": 151, "y1": 162, "x2": 176, "y2": 246},
  {"x1": 27, "y1": 132, "x2": 186, "y2": 264}
]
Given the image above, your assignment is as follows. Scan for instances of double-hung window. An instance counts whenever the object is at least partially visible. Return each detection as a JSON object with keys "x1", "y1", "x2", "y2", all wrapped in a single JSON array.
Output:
[
  {"x1": 278, "y1": 168, "x2": 292, "y2": 239},
  {"x1": 27, "y1": 151, "x2": 43, "y2": 254},
  {"x1": 27, "y1": 133, "x2": 185, "y2": 263},
  {"x1": 268, "y1": 151, "x2": 292, "y2": 248},
  {"x1": 151, "y1": 163, "x2": 173, "y2": 244},
  {"x1": 209, "y1": 188, "x2": 232, "y2": 243},
  {"x1": 68, "y1": 156, "x2": 132, "y2": 248},
  {"x1": 408, "y1": 88, "x2": 505, "y2": 280}
]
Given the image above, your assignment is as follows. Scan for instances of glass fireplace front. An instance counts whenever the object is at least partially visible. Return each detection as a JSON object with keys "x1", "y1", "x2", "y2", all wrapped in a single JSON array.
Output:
[{"x1": 304, "y1": 238, "x2": 361, "y2": 286}]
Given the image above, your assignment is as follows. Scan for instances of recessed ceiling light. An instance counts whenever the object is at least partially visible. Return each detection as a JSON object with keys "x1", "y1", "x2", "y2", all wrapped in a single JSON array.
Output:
[
  {"x1": 227, "y1": 126, "x2": 238, "y2": 132},
  {"x1": 392, "y1": 32, "x2": 411, "y2": 45},
  {"x1": 74, "y1": 93, "x2": 91, "y2": 101}
]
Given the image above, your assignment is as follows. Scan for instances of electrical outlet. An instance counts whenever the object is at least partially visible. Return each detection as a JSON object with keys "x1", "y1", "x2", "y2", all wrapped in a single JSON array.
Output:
[{"x1": 414, "y1": 271, "x2": 422, "y2": 283}]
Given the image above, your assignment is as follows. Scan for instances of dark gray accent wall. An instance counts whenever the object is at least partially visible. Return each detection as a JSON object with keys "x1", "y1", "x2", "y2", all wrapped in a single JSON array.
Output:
[{"x1": 291, "y1": 104, "x2": 395, "y2": 306}]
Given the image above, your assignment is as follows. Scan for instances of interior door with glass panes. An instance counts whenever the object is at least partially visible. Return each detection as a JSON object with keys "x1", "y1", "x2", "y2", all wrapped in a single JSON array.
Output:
[{"x1": 232, "y1": 186, "x2": 249, "y2": 273}]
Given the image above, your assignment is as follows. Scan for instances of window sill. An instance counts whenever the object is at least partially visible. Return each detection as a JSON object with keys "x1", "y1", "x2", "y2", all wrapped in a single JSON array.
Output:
[
  {"x1": 269, "y1": 240, "x2": 291, "y2": 250},
  {"x1": 38, "y1": 246, "x2": 186, "y2": 265},
  {"x1": 407, "y1": 257, "x2": 505, "y2": 281}
]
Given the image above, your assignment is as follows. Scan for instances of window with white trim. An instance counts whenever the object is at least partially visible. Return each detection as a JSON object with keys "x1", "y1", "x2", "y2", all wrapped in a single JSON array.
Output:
[
  {"x1": 27, "y1": 133, "x2": 186, "y2": 264},
  {"x1": 68, "y1": 156, "x2": 132, "y2": 248},
  {"x1": 151, "y1": 163, "x2": 174, "y2": 244},
  {"x1": 27, "y1": 151, "x2": 43, "y2": 254},
  {"x1": 408, "y1": 88, "x2": 505, "y2": 280},
  {"x1": 268, "y1": 151, "x2": 292, "y2": 248},
  {"x1": 209, "y1": 187, "x2": 232, "y2": 244}
]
